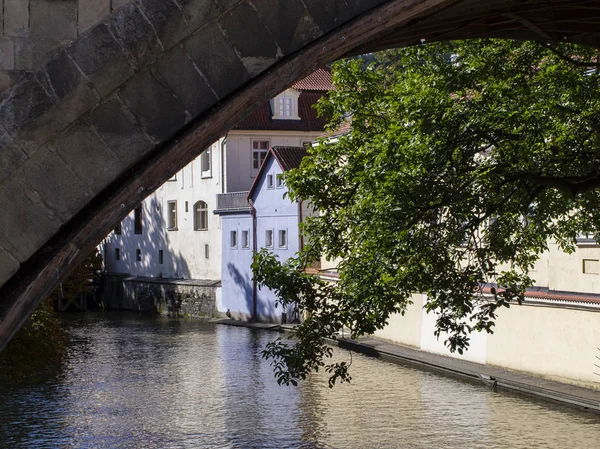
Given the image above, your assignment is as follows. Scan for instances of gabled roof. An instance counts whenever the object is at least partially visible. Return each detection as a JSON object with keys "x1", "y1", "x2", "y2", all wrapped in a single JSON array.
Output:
[
  {"x1": 234, "y1": 69, "x2": 331, "y2": 132},
  {"x1": 248, "y1": 146, "x2": 307, "y2": 201}
]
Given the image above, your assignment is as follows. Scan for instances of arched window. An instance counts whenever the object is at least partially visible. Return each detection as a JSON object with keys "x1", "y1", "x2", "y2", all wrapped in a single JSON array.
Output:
[{"x1": 194, "y1": 201, "x2": 208, "y2": 231}]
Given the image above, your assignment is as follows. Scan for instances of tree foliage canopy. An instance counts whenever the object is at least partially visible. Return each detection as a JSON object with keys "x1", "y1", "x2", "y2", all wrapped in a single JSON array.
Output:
[{"x1": 253, "y1": 39, "x2": 600, "y2": 386}]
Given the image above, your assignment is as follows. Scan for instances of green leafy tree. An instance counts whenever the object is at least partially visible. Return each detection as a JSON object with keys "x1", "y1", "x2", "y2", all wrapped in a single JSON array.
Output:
[{"x1": 253, "y1": 39, "x2": 600, "y2": 386}]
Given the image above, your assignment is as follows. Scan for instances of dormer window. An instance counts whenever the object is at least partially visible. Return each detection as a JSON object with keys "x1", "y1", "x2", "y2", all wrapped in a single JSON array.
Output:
[{"x1": 272, "y1": 89, "x2": 301, "y2": 120}]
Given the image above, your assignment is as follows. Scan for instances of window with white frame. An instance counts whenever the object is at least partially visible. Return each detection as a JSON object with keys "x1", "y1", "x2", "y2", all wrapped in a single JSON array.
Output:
[
  {"x1": 242, "y1": 230, "x2": 250, "y2": 249},
  {"x1": 265, "y1": 229, "x2": 273, "y2": 248},
  {"x1": 204, "y1": 244, "x2": 210, "y2": 259},
  {"x1": 194, "y1": 201, "x2": 208, "y2": 230},
  {"x1": 276, "y1": 174, "x2": 284, "y2": 188},
  {"x1": 230, "y1": 230, "x2": 238, "y2": 248},
  {"x1": 266, "y1": 174, "x2": 274, "y2": 189},
  {"x1": 272, "y1": 90, "x2": 300, "y2": 120},
  {"x1": 200, "y1": 147, "x2": 212, "y2": 178},
  {"x1": 167, "y1": 201, "x2": 177, "y2": 230},
  {"x1": 278, "y1": 229, "x2": 287, "y2": 248},
  {"x1": 252, "y1": 140, "x2": 269, "y2": 173}
]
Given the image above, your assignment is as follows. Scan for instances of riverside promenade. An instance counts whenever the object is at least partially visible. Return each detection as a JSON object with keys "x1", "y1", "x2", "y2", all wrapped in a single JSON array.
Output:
[{"x1": 217, "y1": 319, "x2": 600, "y2": 413}]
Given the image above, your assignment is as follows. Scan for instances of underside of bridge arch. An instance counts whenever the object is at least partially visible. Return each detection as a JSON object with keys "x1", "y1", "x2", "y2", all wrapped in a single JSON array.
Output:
[{"x1": 1, "y1": 0, "x2": 599, "y2": 351}]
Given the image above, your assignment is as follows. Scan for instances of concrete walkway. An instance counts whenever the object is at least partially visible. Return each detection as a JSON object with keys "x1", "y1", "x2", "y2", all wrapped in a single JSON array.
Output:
[{"x1": 215, "y1": 319, "x2": 600, "y2": 413}]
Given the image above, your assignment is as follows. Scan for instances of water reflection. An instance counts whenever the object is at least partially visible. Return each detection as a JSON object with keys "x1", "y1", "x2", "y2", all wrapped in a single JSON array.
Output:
[{"x1": 0, "y1": 312, "x2": 598, "y2": 449}]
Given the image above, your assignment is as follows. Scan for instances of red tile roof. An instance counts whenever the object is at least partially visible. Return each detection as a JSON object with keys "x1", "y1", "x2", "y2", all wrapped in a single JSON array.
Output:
[
  {"x1": 271, "y1": 146, "x2": 307, "y2": 171},
  {"x1": 291, "y1": 68, "x2": 333, "y2": 91},
  {"x1": 234, "y1": 69, "x2": 331, "y2": 132}
]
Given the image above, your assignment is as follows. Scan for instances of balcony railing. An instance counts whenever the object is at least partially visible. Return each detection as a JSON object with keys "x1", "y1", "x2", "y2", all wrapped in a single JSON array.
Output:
[{"x1": 215, "y1": 191, "x2": 251, "y2": 213}]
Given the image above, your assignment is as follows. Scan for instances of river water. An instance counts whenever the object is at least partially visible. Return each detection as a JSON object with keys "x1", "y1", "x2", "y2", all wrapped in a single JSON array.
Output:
[{"x1": 0, "y1": 312, "x2": 598, "y2": 448}]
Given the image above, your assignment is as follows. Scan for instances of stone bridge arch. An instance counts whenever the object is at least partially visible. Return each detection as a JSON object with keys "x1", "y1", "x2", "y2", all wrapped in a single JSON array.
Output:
[{"x1": 1, "y1": 0, "x2": 599, "y2": 350}]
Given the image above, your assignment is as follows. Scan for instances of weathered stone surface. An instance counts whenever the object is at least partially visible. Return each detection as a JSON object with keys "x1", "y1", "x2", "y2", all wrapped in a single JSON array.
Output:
[
  {"x1": 152, "y1": 45, "x2": 218, "y2": 118},
  {"x1": 20, "y1": 147, "x2": 93, "y2": 222},
  {"x1": 108, "y1": 2, "x2": 163, "y2": 69},
  {"x1": 0, "y1": 244, "x2": 19, "y2": 287},
  {"x1": 118, "y1": 69, "x2": 188, "y2": 141},
  {"x1": 88, "y1": 96, "x2": 154, "y2": 166},
  {"x1": 184, "y1": 22, "x2": 250, "y2": 99},
  {"x1": 0, "y1": 71, "x2": 10, "y2": 92},
  {"x1": 0, "y1": 38, "x2": 15, "y2": 70},
  {"x1": 0, "y1": 125, "x2": 28, "y2": 184},
  {"x1": 252, "y1": 0, "x2": 322, "y2": 54},
  {"x1": 55, "y1": 122, "x2": 125, "y2": 192},
  {"x1": 302, "y1": 0, "x2": 358, "y2": 33},
  {"x1": 218, "y1": 1, "x2": 280, "y2": 76},
  {"x1": 112, "y1": 0, "x2": 131, "y2": 10},
  {"x1": 0, "y1": 74, "x2": 58, "y2": 153},
  {"x1": 14, "y1": 37, "x2": 67, "y2": 71},
  {"x1": 4, "y1": 0, "x2": 29, "y2": 38},
  {"x1": 43, "y1": 50, "x2": 86, "y2": 99},
  {"x1": 345, "y1": 0, "x2": 387, "y2": 17},
  {"x1": 67, "y1": 23, "x2": 135, "y2": 97},
  {"x1": 175, "y1": 0, "x2": 221, "y2": 33},
  {"x1": 78, "y1": 0, "x2": 112, "y2": 33},
  {"x1": 30, "y1": 0, "x2": 78, "y2": 39},
  {"x1": 0, "y1": 177, "x2": 62, "y2": 262},
  {"x1": 136, "y1": 0, "x2": 190, "y2": 50}
]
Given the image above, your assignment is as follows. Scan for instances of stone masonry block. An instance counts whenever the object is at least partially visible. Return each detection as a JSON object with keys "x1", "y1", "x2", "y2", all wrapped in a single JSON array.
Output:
[
  {"x1": 78, "y1": 0, "x2": 112, "y2": 33},
  {"x1": 108, "y1": 2, "x2": 163, "y2": 69},
  {"x1": 15, "y1": 37, "x2": 67, "y2": 71},
  {"x1": 20, "y1": 146, "x2": 93, "y2": 222},
  {"x1": 218, "y1": 1, "x2": 280, "y2": 76},
  {"x1": 345, "y1": 0, "x2": 388, "y2": 18},
  {"x1": 0, "y1": 244, "x2": 20, "y2": 287},
  {"x1": 153, "y1": 45, "x2": 218, "y2": 118},
  {"x1": 252, "y1": 0, "x2": 322, "y2": 55},
  {"x1": 0, "y1": 38, "x2": 15, "y2": 70},
  {"x1": 136, "y1": 0, "x2": 190, "y2": 51},
  {"x1": 4, "y1": 0, "x2": 30, "y2": 38},
  {"x1": 112, "y1": 0, "x2": 131, "y2": 10},
  {"x1": 184, "y1": 22, "x2": 250, "y2": 99},
  {"x1": 88, "y1": 95, "x2": 154, "y2": 167},
  {"x1": 0, "y1": 125, "x2": 28, "y2": 184},
  {"x1": 0, "y1": 176, "x2": 62, "y2": 262},
  {"x1": 302, "y1": 0, "x2": 358, "y2": 34},
  {"x1": 67, "y1": 23, "x2": 135, "y2": 97},
  {"x1": 30, "y1": 0, "x2": 78, "y2": 39},
  {"x1": 55, "y1": 121, "x2": 125, "y2": 192},
  {"x1": 118, "y1": 69, "x2": 188, "y2": 142},
  {"x1": 175, "y1": 0, "x2": 221, "y2": 33}
]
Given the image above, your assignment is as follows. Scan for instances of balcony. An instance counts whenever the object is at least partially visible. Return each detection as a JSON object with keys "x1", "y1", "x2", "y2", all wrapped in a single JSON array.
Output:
[{"x1": 214, "y1": 191, "x2": 251, "y2": 214}]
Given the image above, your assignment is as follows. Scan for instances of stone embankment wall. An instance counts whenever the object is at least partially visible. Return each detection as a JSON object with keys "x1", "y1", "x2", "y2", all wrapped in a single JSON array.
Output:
[
  {"x1": 101, "y1": 274, "x2": 218, "y2": 318},
  {"x1": 0, "y1": 0, "x2": 130, "y2": 91}
]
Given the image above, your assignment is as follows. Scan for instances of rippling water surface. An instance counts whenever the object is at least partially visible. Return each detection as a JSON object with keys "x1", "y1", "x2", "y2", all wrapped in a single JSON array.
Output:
[{"x1": 0, "y1": 312, "x2": 599, "y2": 448}]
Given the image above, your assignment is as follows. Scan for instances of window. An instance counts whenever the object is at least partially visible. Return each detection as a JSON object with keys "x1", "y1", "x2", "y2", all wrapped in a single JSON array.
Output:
[
  {"x1": 204, "y1": 244, "x2": 210, "y2": 259},
  {"x1": 194, "y1": 201, "x2": 208, "y2": 230},
  {"x1": 276, "y1": 174, "x2": 284, "y2": 188},
  {"x1": 265, "y1": 229, "x2": 273, "y2": 248},
  {"x1": 168, "y1": 173, "x2": 177, "y2": 181},
  {"x1": 278, "y1": 229, "x2": 287, "y2": 248},
  {"x1": 583, "y1": 259, "x2": 599, "y2": 274},
  {"x1": 185, "y1": 201, "x2": 189, "y2": 213},
  {"x1": 252, "y1": 140, "x2": 269, "y2": 172},
  {"x1": 242, "y1": 230, "x2": 250, "y2": 249},
  {"x1": 230, "y1": 231, "x2": 238, "y2": 248},
  {"x1": 114, "y1": 222, "x2": 122, "y2": 235},
  {"x1": 272, "y1": 90, "x2": 300, "y2": 120},
  {"x1": 134, "y1": 205, "x2": 142, "y2": 234},
  {"x1": 266, "y1": 174, "x2": 274, "y2": 189},
  {"x1": 136, "y1": 249, "x2": 141, "y2": 262},
  {"x1": 115, "y1": 248, "x2": 120, "y2": 261},
  {"x1": 200, "y1": 147, "x2": 212, "y2": 178},
  {"x1": 159, "y1": 250, "x2": 164, "y2": 265},
  {"x1": 167, "y1": 201, "x2": 177, "y2": 230}
]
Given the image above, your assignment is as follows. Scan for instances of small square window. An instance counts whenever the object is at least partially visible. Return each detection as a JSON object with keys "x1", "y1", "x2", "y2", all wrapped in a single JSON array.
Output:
[
  {"x1": 278, "y1": 229, "x2": 287, "y2": 248},
  {"x1": 265, "y1": 229, "x2": 273, "y2": 248},
  {"x1": 242, "y1": 230, "x2": 250, "y2": 249},
  {"x1": 276, "y1": 174, "x2": 284, "y2": 188},
  {"x1": 230, "y1": 231, "x2": 238, "y2": 248},
  {"x1": 136, "y1": 249, "x2": 141, "y2": 262},
  {"x1": 266, "y1": 174, "x2": 274, "y2": 189},
  {"x1": 159, "y1": 249, "x2": 164, "y2": 265},
  {"x1": 115, "y1": 248, "x2": 120, "y2": 261}
]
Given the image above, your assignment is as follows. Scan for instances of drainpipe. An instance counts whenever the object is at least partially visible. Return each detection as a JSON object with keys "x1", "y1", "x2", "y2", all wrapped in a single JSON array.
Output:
[
  {"x1": 220, "y1": 135, "x2": 227, "y2": 194},
  {"x1": 298, "y1": 200, "x2": 304, "y2": 252},
  {"x1": 250, "y1": 199, "x2": 258, "y2": 322}
]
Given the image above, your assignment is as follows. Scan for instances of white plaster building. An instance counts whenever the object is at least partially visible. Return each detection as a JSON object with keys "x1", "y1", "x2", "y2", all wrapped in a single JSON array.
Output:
[{"x1": 102, "y1": 69, "x2": 332, "y2": 283}]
